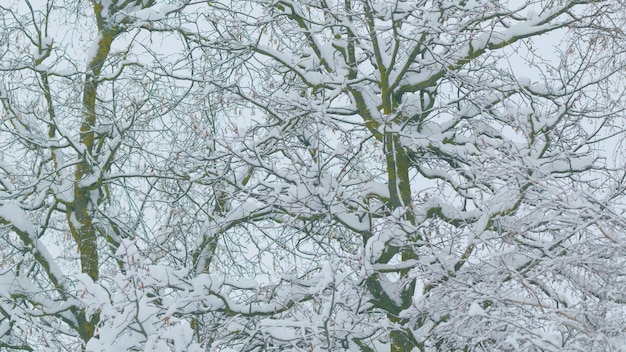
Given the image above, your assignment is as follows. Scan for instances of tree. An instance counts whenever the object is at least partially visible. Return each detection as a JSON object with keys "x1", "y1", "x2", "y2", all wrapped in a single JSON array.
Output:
[
  {"x1": 0, "y1": 0, "x2": 220, "y2": 350},
  {"x1": 1, "y1": 0, "x2": 626, "y2": 351}
]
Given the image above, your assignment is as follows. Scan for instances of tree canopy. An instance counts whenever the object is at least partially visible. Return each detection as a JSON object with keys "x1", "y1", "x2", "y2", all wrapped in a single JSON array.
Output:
[{"x1": 1, "y1": 0, "x2": 626, "y2": 351}]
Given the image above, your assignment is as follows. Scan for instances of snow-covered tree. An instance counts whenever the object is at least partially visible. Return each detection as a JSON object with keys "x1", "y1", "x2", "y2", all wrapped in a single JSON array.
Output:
[
  {"x1": 0, "y1": 1, "x2": 223, "y2": 350},
  {"x1": 1, "y1": 0, "x2": 626, "y2": 351}
]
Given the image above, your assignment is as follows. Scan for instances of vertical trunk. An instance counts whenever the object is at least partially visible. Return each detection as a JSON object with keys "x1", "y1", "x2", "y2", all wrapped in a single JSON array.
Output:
[
  {"x1": 71, "y1": 0, "x2": 115, "y2": 283},
  {"x1": 67, "y1": 2, "x2": 117, "y2": 344},
  {"x1": 384, "y1": 131, "x2": 419, "y2": 352}
]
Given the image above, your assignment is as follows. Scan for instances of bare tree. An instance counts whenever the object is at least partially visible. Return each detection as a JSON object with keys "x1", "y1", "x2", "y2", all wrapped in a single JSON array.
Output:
[
  {"x1": 194, "y1": 0, "x2": 626, "y2": 350},
  {"x1": 0, "y1": 0, "x2": 222, "y2": 349},
  {"x1": 1, "y1": 0, "x2": 626, "y2": 351}
]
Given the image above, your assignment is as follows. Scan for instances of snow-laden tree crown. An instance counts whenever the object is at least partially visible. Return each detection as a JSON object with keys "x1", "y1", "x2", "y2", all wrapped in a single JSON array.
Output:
[{"x1": 1, "y1": 0, "x2": 626, "y2": 351}]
